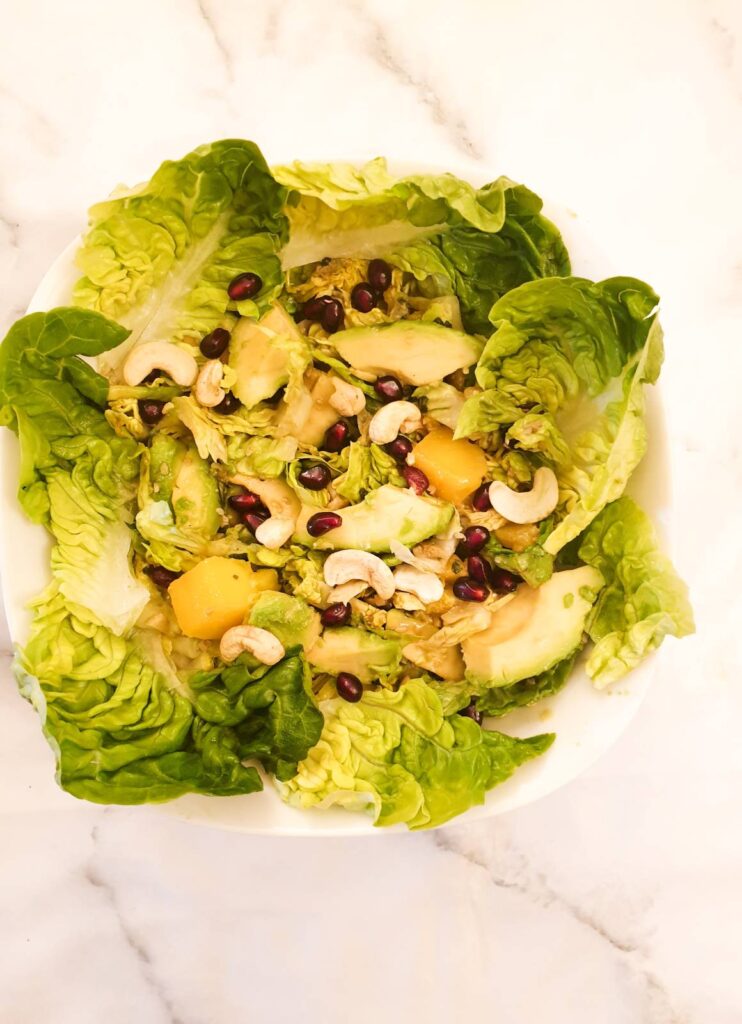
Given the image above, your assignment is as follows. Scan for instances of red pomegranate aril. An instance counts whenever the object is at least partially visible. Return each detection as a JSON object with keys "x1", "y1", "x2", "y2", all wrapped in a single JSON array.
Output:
[
  {"x1": 320, "y1": 298, "x2": 344, "y2": 334},
  {"x1": 490, "y1": 567, "x2": 521, "y2": 593},
  {"x1": 351, "y1": 282, "x2": 377, "y2": 313},
  {"x1": 467, "y1": 554, "x2": 493, "y2": 585},
  {"x1": 227, "y1": 272, "x2": 262, "y2": 301},
  {"x1": 403, "y1": 465, "x2": 429, "y2": 494},
  {"x1": 471, "y1": 482, "x2": 492, "y2": 511},
  {"x1": 368, "y1": 259, "x2": 392, "y2": 293},
  {"x1": 144, "y1": 564, "x2": 182, "y2": 588},
  {"x1": 456, "y1": 525, "x2": 490, "y2": 558},
  {"x1": 374, "y1": 375, "x2": 403, "y2": 403},
  {"x1": 199, "y1": 327, "x2": 231, "y2": 359},
  {"x1": 213, "y1": 392, "x2": 241, "y2": 415},
  {"x1": 386, "y1": 436, "x2": 413, "y2": 462},
  {"x1": 302, "y1": 295, "x2": 333, "y2": 321},
  {"x1": 244, "y1": 510, "x2": 269, "y2": 534},
  {"x1": 453, "y1": 577, "x2": 489, "y2": 602},
  {"x1": 228, "y1": 490, "x2": 262, "y2": 512},
  {"x1": 138, "y1": 399, "x2": 165, "y2": 425},
  {"x1": 298, "y1": 463, "x2": 332, "y2": 490},
  {"x1": 336, "y1": 671, "x2": 363, "y2": 703},
  {"x1": 458, "y1": 701, "x2": 483, "y2": 725},
  {"x1": 321, "y1": 602, "x2": 351, "y2": 627},
  {"x1": 306, "y1": 511, "x2": 343, "y2": 537},
  {"x1": 323, "y1": 420, "x2": 350, "y2": 452}
]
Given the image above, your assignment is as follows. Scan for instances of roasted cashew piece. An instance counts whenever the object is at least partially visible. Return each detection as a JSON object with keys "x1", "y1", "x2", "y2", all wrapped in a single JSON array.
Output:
[
  {"x1": 392, "y1": 564, "x2": 444, "y2": 605},
  {"x1": 323, "y1": 550, "x2": 395, "y2": 601},
  {"x1": 329, "y1": 378, "x2": 366, "y2": 416},
  {"x1": 219, "y1": 625, "x2": 285, "y2": 665},
  {"x1": 194, "y1": 360, "x2": 226, "y2": 408},
  {"x1": 368, "y1": 401, "x2": 422, "y2": 445},
  {"x1": 488, "y1": 467, "x2": 559, "y2": 524},
  {"x1": 123, "y1": 341, "x2": 198, "y2": 387}
]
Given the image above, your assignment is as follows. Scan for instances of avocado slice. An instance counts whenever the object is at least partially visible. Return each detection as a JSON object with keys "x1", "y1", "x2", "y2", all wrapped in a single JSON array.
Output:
[
  {"x1": 332, "y1": 321, "x2": 484, "y2": 386},
  {"x1": 293, "y1": 372, "x2": 342, "y2": 447},
  {"x1": 463, "y1": 566, "x2": 603, "y2": 688},
  {"x1": 249, "y1": 592, "x2": 321, "y2": 651},
  {"x1": 171, "y1": 444, "x2": 220, "y2": 538},
  {"x1": 229, "y1": 303, "x2": 308, "y2": 408},
  {"x1": 149, "y1": 433, "x2": 184, "y2": 502},
  {"x1": 307, "y1": 626, "x2": 402, "y2": 683},
  {"x1": 294, "y1": 484, "x2": 454, "y2": 553}
]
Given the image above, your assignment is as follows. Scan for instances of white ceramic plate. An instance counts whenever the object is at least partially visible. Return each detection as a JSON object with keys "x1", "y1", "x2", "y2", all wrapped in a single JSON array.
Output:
[{"x1": 0, "y1": 163, "x2": 670, "y2": 834}]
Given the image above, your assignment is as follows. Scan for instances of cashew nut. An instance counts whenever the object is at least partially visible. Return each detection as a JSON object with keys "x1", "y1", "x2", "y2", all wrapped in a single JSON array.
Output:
[
  {"x1": 328, "y1": 580, "x2": 369, "y2": 604},
  {"x1": 219, "y1": 625, "x2": 285, "y2": 665},
  {"x1": 488, "y1": 467, "x2": 559, "y2": 524},
  {"x1": 392, "y1": 564, "x2": 444, "y2": 605},
  {"x1": 123, "y1": 341, "x2": 198, "y2": 387},
  {"x1": 194, "y1": 360, "x2": 226, "y2": 408},
  {"x1": 236, "y1": 475, "x2": 300, "y2": 551},
  {"x1": 329, "y1": 378, "x2": 366, "y2": 417},
  {"x1": 323, "y1": 550, "x2": 395, "y2": 601},
  {"x1": 368, "y1": 401, "x2": 422, "y2": 445}
]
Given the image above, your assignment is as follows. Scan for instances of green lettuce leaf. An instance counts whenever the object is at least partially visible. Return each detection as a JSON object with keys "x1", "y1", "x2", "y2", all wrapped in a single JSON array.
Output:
[
  {"x1": 73, "y1": 140, "x2": 288, "y2": 372},
  {"x1": 576, "y1": 497, "x2": 694, "y2": 687},
  {"x1": 333, "y1": 442, "x2": 404, "y2": 504},
  {"x1": 281, "y1": 679, "x2": 553, "y2": 829}
]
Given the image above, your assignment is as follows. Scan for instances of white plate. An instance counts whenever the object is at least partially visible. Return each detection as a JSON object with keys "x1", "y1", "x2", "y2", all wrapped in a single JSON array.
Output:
[{"x1": 0, "y1": 165, "x2": 671, "y2": 834}]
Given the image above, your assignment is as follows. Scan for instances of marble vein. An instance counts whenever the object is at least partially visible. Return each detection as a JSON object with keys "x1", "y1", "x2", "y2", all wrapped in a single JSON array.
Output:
[
  {"x1": 84, "y1": 823, "x2": 189, "y2": 1024},
  {"x1": 353, "y1": 1, "x2": 484, "y2": 161},
  {"x1": 433, "y1": 831, "x2": 690, "y2": 1024},
  {"x1": 194, "y1": 0, "x2": 234, "y2": 85}
]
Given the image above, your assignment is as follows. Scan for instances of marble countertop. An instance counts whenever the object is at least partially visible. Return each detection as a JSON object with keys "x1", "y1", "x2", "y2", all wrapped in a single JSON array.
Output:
[{"x1": 1, "y1": 1, "x2": 741, "y2": 1021}]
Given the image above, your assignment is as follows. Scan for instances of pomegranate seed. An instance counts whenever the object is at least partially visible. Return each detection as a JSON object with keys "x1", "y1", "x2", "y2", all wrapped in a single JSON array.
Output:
[
  {"x1": 471, "y1": 482, "x2": 492, "y2": 511},
  {"x1": 402, "y1": 465, "x2": 429, "y2": 494},
  {"x1": 228, "y1": 491, "x2": 262, "y2": 512},
  {"x1": 336, "y1": 671, "x2": 363, "y2": 702},
  {"x1": 385, "y1": 436, "x2": 413, "y2": 462},
  {"x1": 244, "y1": 510, "x2": 269, "y2": 534},
  {"x1": 368, "y1": 259, "x2": 392, "y2": 292},
  {"x1": 351, "y1": 283, "x2": 377, "y2": 313},
  {"x1": 323, "y1": 420, "x2": 350, "y2": 452},
  {"x1": 374, "y1": 375, "x2": 403, "y2": 402},
  {"x1": 144, "y1": 564, "x2": 181, "y2": 588},
  {"x1": 490, "y1": 567, "x2": 521, "y2": 593},
  {"x1": 458, "y1": 701, "x2": 483, "y2": 725},
  {"x1": 320, "y1": 298, "x2": 344, "y2": 333},
  {"x1": 302, "y1": 295, "x2": 333, "y2": 321},
  {"x1": 466, "y1": 554, "x2": 493, "y2": 585},
  {"x1": 199, "y1": 327, "x2": 230, "y2": 359},
  {"x1": 453, "y1": 577, "x2": 489, "y2": 602},
  {"x1": 456, "y1": 525, "x2": 490, "y2": 558},
  {"x1": 321, "y1": 602, "x2": 351, "y2": 627},
  {"x1": 306, "y1": 511, "x2": 343, "y2": 537},
  {"x1": 298, "y1": 463, "x2": 332, "y2": 490},
  {"x1": 213, "y1": 392, "x2": 241, "y2": 415},
  {"x1": 138, "y1": 399, "x2": 165, "y2": 424},
  {"x1": 228, "y1": 273, "x2": 262, "y2": 301}
]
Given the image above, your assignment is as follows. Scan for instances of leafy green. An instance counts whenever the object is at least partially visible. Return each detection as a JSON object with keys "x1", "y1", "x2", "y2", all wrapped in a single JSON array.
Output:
[
  {"x1": 281, "y1": 679, "x2": 554, "y2": 829},
  {"x1": 333, "y1": 442, "x2": 404, "y2": 504},
  {"x1": 576, "y1": 497, "x2": 694, "y2": 687},
  {"x1": 477, "y1": 649, "x2": 579, "y2": 717},
  {"x1": 228, "y1": 434, "x2": 298, "y2": 478},
  {"x1": 413, "y1": 382, "x2": 466, "y2": 432},
  {"x1": 74, "y1": 140, "x2": 288, "y2": 372}
]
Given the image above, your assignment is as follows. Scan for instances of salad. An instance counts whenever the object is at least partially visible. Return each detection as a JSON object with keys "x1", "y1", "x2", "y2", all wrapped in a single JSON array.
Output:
[{"x1": 0, "y1": 140, "x2": 693, "y2": 829}]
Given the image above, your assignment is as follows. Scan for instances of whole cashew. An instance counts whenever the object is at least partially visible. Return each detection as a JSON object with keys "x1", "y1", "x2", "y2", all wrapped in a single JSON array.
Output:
[
  {"x1": 256, "y1": 517, "x2": 295, "y2": 550},
  {"x1": 392, "y1": 564, "x2": 444, "y2": 605},
  {"x1": 329, "y1": 378, "x2": 366, "y2": 417},
  {"x1": 368, "y1": 401, "x2": 422, "y2": 445},
  {"x1": 235, "y1": 475, "x2": 300, "y2": 551},
  {"x1": 323, "y1": 550, "x2": 395, "y2": 601},
  {"x1": 194, "y1": 360, "x2": 226, "y2": 408},
  {"x1": 488, "y1": 467, "x2": 559, "y2": 524},
  {"x1": 123, "y1": 341, "x2": 198, "y2": 387},
  {"x1": 219, "y1": 625, "x2": 285, "y2": 665}
]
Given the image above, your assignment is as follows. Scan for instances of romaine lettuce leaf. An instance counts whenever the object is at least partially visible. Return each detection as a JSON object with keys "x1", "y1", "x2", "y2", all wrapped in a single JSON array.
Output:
[
  {"x1": 576, "y1": 497, "x2": 694, "y2": 687},
  {"x1": 73, "y1": 140, "x2": 288, "y2": 372},
  {"x1": 281, "y1": 679, "x2": 553, "y2": 829}
]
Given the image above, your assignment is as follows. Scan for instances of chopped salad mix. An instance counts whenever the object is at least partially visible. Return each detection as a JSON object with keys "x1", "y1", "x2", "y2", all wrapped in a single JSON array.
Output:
[{"x1": 0, "y1": 140, "x2": 693, "y2": 828}]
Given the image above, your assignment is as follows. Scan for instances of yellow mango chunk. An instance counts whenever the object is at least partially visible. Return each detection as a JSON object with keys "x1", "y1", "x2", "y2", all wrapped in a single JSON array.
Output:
[
  {"x1": 412, "y1": 427, "x2": 487, "y2": 505},
  {"x1": 168, "y1": 557, "x2": 278, "y2": 640}
]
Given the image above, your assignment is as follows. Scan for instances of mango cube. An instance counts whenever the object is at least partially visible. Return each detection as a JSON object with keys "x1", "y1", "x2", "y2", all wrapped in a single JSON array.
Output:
[
  {"x1": 168, "y1": 556, "x2": 278, "y2": 640},
  {"x1": 412, "y1": 427, "x2": 487, "y2": 505}
]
